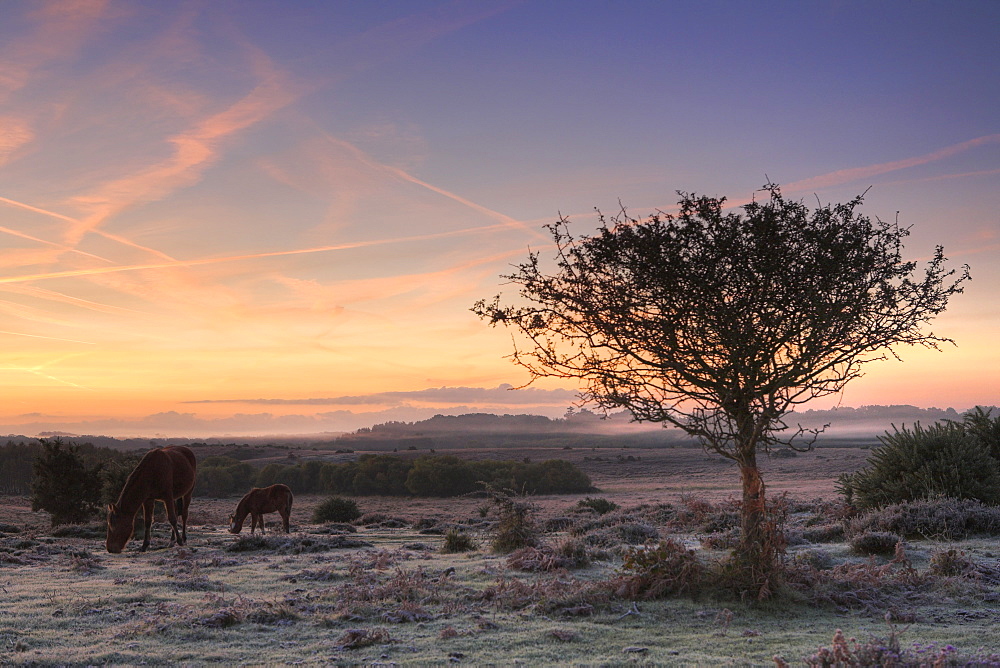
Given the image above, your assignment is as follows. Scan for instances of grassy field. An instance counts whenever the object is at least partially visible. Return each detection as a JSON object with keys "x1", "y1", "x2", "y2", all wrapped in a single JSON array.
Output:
[{"x1": 3, "y1": 446, "x2": 1000, "y2": 666}]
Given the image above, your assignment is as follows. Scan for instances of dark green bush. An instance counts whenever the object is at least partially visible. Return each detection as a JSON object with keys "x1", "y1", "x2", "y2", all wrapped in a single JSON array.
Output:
[
  {"x1": 960, "y1": 406, "x2": 1000, "y2": 461},
  {"x1": 838, "y1": 422, "x2": 1000, "y2": 509},
  {"x1": 30, "y1": 439, "x2": 103, "y2": 527},
  {"x1": 312, "y1": 496, "x2": 361, "y2": 523}
]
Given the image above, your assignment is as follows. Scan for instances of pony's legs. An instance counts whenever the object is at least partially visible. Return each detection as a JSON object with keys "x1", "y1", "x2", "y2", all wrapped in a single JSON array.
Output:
[
  {"x1": 165, "y1": 494, "x2": 182, "y2": 547},
  {"x1": 140, "y1": 499, "x2": 156, "y2": 552},
  {"x1": 280, "y1": 508, "x2": 290, "y2": 533},
  {"x1": 178, "y1": 493, "x2": 192, "y2": 543}
]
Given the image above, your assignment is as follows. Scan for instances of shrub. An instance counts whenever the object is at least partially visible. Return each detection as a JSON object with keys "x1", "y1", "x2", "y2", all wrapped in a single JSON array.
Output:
[
  {"x1": 441, "y1": 529, "x2": 477, "y2": 554},
  {"x1": 615, "y1": 540, "x2": 705, "y2": 599},
  {"x1": 312, "y1": 496, "x2": 361, "y2": 523},
  {"x1": 700, "y1": 529, "x2": 740, "y2": 550},
  {"x1": 554, "y1": 537, "x2": 590, "y2": 568},
  {"x1": 846, "y1": 498, "x2": 1000, "y2": 540},
  {"x1": 838, "y1": 422, "x2": 1000, "y2": 509},
  {"x1": 849, "y1": 531, "x2": 901, "y2": 557},
  {"x1": 575, "y1": 497, "x2": 618, "y2": 515},
  {"x1": 30, "y1": 439, "x2": 103, "y2": 527},
  {"x1": 792, "y1": 548, "x2": 834, "y2": 570},
  {"x1": 485, "y1": 486, "x2": 539, "y2": 553},
  {"x1": 99, "y1": 454, "x2": 142, "y2": 507},
  {"x1": 959, "y1": 406, "x2": 1000, "y2": 461},
  {"x1": 616, "y1": 522, "x2": 660, "y2": 545},
  {"x1": 507, "y1": 539, "x2": 590, "y2": 571},
  {"x1": 801, "y1": 523, "x2": 845, "y2": 543},
  {"x1": 928, "y1": 548, "x2": 976, "y2": 578}
]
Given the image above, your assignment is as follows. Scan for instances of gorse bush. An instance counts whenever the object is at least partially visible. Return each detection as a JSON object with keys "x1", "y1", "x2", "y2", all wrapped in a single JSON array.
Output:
[
  {"x1": 838, "y1": 420, "x2": 1000, "y2": 509},
  {"x1": 312, "y1": 496, "x2": 361, "y2": 523},
  {"x1": 959, "y1": 406, "x2": 1000, "y2": 461},
  {"x1": 30, "y1": 439, "x2": 103, "y2": 527}
]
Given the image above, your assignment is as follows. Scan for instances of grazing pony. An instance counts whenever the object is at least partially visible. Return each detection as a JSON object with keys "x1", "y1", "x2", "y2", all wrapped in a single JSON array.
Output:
[
  {"x1": 106, "y1": 445, "x2": 197, "y2": 554},
  {"x1": 229, "y1": 484, "x2": 293, "y2": 534}
]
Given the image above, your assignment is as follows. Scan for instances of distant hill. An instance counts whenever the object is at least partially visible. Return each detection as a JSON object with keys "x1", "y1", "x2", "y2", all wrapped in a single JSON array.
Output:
[{"x1": 9, "y1": 405, "x2": 995, "y2": 452}]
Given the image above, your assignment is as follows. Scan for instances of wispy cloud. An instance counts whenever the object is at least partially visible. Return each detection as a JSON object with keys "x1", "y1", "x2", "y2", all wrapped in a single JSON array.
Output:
[
  {"x1": 783, "y1": 134, "x2": 1000, "y2": 193},
  {"x1": 185, "y1": 384, "x2": 577, "y2": 406}
]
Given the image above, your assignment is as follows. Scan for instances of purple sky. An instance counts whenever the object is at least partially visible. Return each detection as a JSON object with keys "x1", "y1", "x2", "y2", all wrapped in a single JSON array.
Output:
[{"x1": 0, "y1": 1, "x2": 997, "y2": 437}]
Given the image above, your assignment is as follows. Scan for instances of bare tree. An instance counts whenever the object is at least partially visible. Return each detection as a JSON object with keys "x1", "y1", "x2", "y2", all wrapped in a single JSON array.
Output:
[{"x1": 473, "y1": 184, "x2": 970, "y2": 598}]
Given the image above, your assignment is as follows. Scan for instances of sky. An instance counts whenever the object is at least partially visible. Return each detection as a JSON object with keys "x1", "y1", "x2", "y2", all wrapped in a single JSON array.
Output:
[{"x1": 0, "y1": 0, "x2": 997, "y2": 438}]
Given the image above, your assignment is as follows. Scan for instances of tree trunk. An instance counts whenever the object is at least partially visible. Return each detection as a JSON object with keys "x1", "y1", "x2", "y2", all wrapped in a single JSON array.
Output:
[{"x1": 736, "y1": 451, "x2": 781, "y2": 599}]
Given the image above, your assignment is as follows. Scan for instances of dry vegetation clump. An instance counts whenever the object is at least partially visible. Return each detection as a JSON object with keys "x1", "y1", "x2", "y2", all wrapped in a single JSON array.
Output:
[
  {"x1": 785, "y1": 554, "x2": 933, "y2": 615},
  {"x1": 668, "y1": 496, "x2": 740, "y2": 533},
  {"x1": 542, "y1": 516, "x2": 575, "y2": 532},
  {"x1": 335, "y1": 627, "x2": 392, "y2": 649},
  {"x1": 440, "y1": 528, "x2": 477, "y2": 553},
  {"x1": 50, "y1": 523, "x2": 105, "y2": 539},
  {"x1": 928, "y1": 548, "x2": 1000, "y2": 584},
  {"x1": 225, "y1": 533, "x2": 371, "y2": 554},
  {"x1": 63, "y1": 548, "x2": 104, "y2": 574},
  {"x1": 478, "y1": 574, "x2": 611, "y2": 616},
  {"x1": 310, "y1": 522, "x2": 357, "y2": 534},
  {"x1": 846, "y1": 498, "x2": 1000, "y2": 540},
  {"x1": 357, "y1": 512, "x2": 409, "y2": 528},
  {"x1": 849, "y1": 531, "x2": 903, "y2": 557},
  {"x1": 791, "y1": 548, "x2": 834, "y2": 570},
  {"x1": 614, "y1": 539, "x2": 706, "y2": 600},
  {"x1": 800, "y1": 522, "x2": 845, "y2": 543},
  {"x1": 506, "y1": 539, "x2": 590, "y2": 572},
  {"x1": 788, "y1": 624, "x2": 1000, "y2": 668},
  {"x1": 575, "y1": 497, "x2": 619, "y2": 515},
  {"x1": 699, "y1": 528, "x2": 740, "y2": 550},
  {"x1": 348, "y1": 547, "x2": 413, "y2": 572}
]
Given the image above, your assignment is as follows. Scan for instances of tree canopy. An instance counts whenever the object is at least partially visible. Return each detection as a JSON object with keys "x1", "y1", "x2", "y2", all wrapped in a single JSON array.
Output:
[
  {"x1": 475, "y1": 184, "x2": 969, "y2": 458},
  {"x1": 474, "y1": 183, "x2": 969, "y2": 598}
]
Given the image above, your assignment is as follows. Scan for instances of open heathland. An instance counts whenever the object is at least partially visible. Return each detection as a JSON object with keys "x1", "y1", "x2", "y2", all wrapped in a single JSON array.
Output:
[{"x1": 3, "y1": 445, "x2": 1000, "y2": 665}]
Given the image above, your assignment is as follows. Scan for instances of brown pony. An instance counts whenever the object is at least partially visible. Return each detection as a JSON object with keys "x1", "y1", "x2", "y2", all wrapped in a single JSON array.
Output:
[
  {"x1": 229, "y1": 484, "x2": 293, "y2": 534},
  {"x1": 106, "y1": 445, "x2": 197, "y2": 554}
]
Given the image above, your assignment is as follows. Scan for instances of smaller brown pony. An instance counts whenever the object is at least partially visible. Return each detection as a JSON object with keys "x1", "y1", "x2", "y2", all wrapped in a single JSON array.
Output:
[
  {"x1": 106, "y1": 445, "x2": 197, "y2": 554},
  {"x1": 229, "y1": 484, "x2": 293, "y2": 534}
]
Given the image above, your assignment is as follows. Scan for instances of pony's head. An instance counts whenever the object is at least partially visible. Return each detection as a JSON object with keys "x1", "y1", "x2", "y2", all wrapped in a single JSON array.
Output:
[
  {"x1": 228, "y1": 513, "x2": 240, "y2": 534},
  {"x1": 105, "y1": 503, "x2": 134, "y2": 554}
]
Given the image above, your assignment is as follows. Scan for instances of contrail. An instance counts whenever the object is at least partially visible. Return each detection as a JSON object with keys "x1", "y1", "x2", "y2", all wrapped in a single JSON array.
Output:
[
  {"x1": 0, "y1": 330, "x2": 96, "y2": 345},
  {"x1": 0, "y1": 223, "x2": 526, "y2": 285},
  {"x1": 783, "y1": 134, "x2": 1000, "y2": 193},
  {"x1": 319, "y1": 131, "x2": 547, "y2": 241},
  {"x1": 0, "y1": 195, "x2": 175, "y2": 262}
]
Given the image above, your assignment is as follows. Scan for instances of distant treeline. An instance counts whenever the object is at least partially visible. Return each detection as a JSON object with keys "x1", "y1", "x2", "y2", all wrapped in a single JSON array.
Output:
[
  {"x1": 0, "y1": 440, "x2": 130, "y2": 495},
  {"x1": 197, "y1": 453, "x2": 593, "y2": 498}
]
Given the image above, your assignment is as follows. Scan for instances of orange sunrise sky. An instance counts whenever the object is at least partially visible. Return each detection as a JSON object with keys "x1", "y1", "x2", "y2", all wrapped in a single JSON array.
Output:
[{"x1": 1, "y1": 1, "x2": 997, "y2": 437}]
